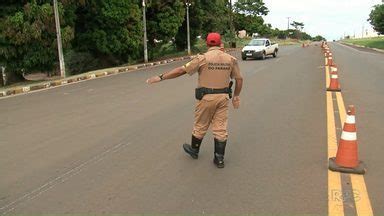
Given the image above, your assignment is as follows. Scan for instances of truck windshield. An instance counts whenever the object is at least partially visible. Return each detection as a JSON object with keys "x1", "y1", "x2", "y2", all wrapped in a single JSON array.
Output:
[{"x1": 247, "y1": 40, "x2": 265, "y2": 46}]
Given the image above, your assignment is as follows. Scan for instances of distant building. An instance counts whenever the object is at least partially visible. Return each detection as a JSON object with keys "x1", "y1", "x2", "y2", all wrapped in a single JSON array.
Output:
[
  {"x1": 352, "y1": 27, "x2": 382, "y2": 39},
  {"x1": 366, "y1": 27, "x2": 381, "y2": 37}
]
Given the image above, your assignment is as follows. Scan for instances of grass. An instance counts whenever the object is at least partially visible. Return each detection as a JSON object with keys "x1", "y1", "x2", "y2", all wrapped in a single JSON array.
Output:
[{"x1": 343, "y1": 37, "x2": 384, "y2": 50}]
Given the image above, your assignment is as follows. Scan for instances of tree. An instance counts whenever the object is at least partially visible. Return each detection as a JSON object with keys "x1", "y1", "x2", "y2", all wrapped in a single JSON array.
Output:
[
  {"x1": 368, "y1": 4, "x2": 384, "y2": 35},
  {"x1": 233, "y1": 0, "x2": 269, "y2": 37},
  {"x1": 175, "y1": 0, "x2": 204, "y2": 51},
  {"x1": 234, "y1": 0, "x2": 269, "y2": 16},
  {"x1": 74, "y1": 0, "x2": 142, "y2": 65},
  {"x1": 290, "y1": 21, "x2": 304, "y2": 31},
  {"x1": 313, "y1": 35, "x2": 326, "y2": 41},
  {"x1": 290, "y1": 21, "x2": 304, "y2": 39},
  {"x1": 145, "y1": 0, "x2": 185, "y2": 47},
  {"x1": 301, "y1": 32, "x2": 312, "y2": 40},
  {"x1": 199, "y1": 0, "x2": 230, "y2": 36},
  {"x1": 0, "y1": 0, "x2": 25, "y2": 82},
  {"x1": 1, "y1": 0, "x2": 75, "y2": 79}
]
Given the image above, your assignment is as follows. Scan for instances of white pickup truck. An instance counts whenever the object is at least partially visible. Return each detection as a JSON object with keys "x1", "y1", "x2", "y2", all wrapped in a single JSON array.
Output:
[{"x1": 241, "y1": 38, "x2": 278, "y2": 60}]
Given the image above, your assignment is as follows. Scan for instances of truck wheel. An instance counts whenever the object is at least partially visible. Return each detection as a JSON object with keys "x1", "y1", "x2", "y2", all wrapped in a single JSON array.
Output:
[
  {"x1": 273, "y1": 49, "x2": 278, "y2": 58},
  {"x1": 261, "y1": 52, "x2": 266, "y2": 60},
  {"x1": 242, "y1": 56, "x2": 246, "y2": 60}
]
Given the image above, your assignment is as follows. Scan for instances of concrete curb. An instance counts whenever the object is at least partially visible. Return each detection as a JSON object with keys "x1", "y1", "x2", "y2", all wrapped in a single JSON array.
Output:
[
  {"x1": 0, "y1": 49, "x2": 241, "y2": 99},
  {"x1": 372, "y1": 48, "x2": 384, "y2": 53},
  {"x1": 0, "y1": 55, "x2": 198, "y2": 98},
  {"x1": 340, "y1": 42, "x2": 384, "y2": 53}
]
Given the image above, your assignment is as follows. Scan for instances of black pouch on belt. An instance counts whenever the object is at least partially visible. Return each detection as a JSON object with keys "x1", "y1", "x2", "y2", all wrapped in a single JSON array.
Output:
[{"x1": 195, "y1": 87, "x2": 206, "y2": 100}]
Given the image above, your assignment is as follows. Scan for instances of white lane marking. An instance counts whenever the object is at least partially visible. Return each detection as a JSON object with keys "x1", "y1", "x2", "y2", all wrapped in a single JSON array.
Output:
[
  {"x1": 0, "y1": 141, "x2": 130, "y2": 215},
  {"x1": 341, "y1": 131, "x2": 357, "y2": 141}
]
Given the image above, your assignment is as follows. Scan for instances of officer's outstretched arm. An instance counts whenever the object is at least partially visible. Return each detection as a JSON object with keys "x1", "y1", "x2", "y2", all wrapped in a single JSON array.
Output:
[{"x1": 146, "y1": 67, "x2": 187, "y2": 84}]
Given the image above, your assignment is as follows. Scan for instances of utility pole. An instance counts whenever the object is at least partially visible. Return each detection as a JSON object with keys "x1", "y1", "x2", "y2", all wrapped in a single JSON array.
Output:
[
  {"x1": 287, "y1": 17, "x2": 291, "y2": 30},
  {"x1": 1, "y1": 66, "x2": 6, "y2": 86},
  {"x1": 186, "y1": 0, "x2": 191, "y2": 55},
  {"x1": 53, "y1": 0, "x2": 65, "y2": 78},
  {"x1": 229, "y1": 0, "x2": 233, "y2": 33},
  {"x1": 142, "y1": 0, "x2": 148, "y2": 63},
  {"x1": 229, "y1": 0, "x2": 235, "y2": 47}
]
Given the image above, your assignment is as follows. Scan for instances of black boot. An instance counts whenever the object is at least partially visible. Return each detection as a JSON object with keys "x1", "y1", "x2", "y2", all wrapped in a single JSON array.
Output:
[
  {"x1": 183, "y1": 135, "x2": 202, "y2": 159},
  {"x1": 213, "y1": 139, "x2": 227, "y2": 168}
]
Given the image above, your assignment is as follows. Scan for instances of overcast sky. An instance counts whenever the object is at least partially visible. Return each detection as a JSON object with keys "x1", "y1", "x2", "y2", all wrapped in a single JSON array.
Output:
[{"x1": 261, "y1": 0, "x2": 383, "y2": 40}]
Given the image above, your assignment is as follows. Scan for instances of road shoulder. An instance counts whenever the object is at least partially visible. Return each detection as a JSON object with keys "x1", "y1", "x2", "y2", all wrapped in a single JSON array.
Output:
[{"x1": 339, "y1": 42, "x2": 384, "y2": 54}]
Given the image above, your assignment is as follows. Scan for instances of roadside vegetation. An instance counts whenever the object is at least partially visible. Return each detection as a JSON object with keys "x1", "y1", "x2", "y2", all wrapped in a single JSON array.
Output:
[
  {"x1": 368, "y1": 3, "x2": 384, "y2": 36},
  {"x1": 343, "y1": 37, "x2": 384, "y2": 50},
  {"x1": 0, "y1": 0, "x2": 325, "y2": 87}
]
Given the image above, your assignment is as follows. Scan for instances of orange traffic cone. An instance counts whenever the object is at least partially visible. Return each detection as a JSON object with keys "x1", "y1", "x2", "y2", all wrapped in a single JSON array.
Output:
[
  {"x1": 327, "y1": 70, "x2": 341, "y2": 92},
  {"x1": 330, "y1": 65, "x2": 338, "y2": 74},
  {"x1": 327, "y1": 56, "x2": 334, "y2": 66},
  {"x1": 329, "y1": 105, "x2": 366, "y2": 174}
]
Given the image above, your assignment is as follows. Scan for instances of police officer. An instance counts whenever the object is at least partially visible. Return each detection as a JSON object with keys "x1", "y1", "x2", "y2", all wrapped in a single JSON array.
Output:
[{"x1": 146, "y1": 32, "x2": 243, "y2": 168}]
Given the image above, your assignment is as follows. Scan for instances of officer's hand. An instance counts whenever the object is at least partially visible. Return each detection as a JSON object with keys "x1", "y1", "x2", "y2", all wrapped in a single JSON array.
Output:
[
  {"x1": 232, "y1": 96, "x2": 240, "y2": 109},
  {"x1": 146, "y1": 76, "x2": 161, "y2": 84}
]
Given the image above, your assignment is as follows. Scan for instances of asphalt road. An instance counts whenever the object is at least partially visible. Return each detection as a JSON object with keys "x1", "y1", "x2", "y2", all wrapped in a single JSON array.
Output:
[
  {"x1": 0, "y1": 43, "x2": 382, "y2": 215},
  {"x1": 328, "y1": 43, "x2": 384, "y2": 214}
]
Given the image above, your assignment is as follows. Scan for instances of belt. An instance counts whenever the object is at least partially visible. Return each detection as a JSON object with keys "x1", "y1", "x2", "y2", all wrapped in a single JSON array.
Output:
[{"x1": 201, "y1": 87, "x2": 230, "y2": 94}]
